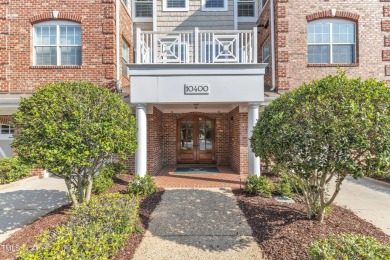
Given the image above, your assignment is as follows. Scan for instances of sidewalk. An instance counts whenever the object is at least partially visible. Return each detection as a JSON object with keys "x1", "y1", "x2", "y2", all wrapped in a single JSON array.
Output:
[
  {"x1": 333, "y1": 176, "x2": 390, "y2": 236},
  {"x1": 133, "y1": 188, "x2": 263, "y2": 260},
  {"x1": 0, "y1": 176, "x2": 69, "y2": 242}
]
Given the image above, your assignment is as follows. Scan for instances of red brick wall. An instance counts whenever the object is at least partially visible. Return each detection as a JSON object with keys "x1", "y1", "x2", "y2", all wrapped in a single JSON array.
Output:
[
  {"x1": 147, "y1": 107, "x2": 164, "y2": 175},
  {"x1": 1, "y1": 0, "x2": 132, "y2": 93},
  {"x1": 227, "y1": 107, "x2": 249, "y2": 174},
  {"x1": 259, "y1": 0, "x2": 389, "y2": 91}
]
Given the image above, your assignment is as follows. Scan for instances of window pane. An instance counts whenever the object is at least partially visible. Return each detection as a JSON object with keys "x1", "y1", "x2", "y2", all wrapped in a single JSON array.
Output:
[
  {"x1": 35, "y1": 47, "x2": 57, "y2": 65},
  {"x1": 1, "y1": 125, "x2": 9, "y2": 134},
  {"x1": 167, "y1": 0, "x2": 186, "y2": 8},
  {"x1": 238, "y1": 2, "x2": 254, "y2": 17},
  {"x1": 135, "y1": 2, "x2": 153, "y2": 17},
  {"x1": 205, "y1": 0, "x2": 224, "y2": 8},
  {"x1": 332, "y1": 23, "x2": 355, "y2": 44},
  {"x1": 307, "y1": 22, "x2": 330, "y2": 44},
  {"x1": 60, "y1": 26, "x2": 81, "y2": 45},
  {"x1": 122, "y1": 41, "x2": 129, "y2": 62},
  {"x1": 60, "y1": 46, "x2": 82, "y2": 65},
  {"x1": 333, "y1": 45, "x2": 354, "y2": 64},
  {"x1": 308, "y1": 45, "x2": 330, "y2": 64},
  {"x1": 262, "y1": 39, "x2": 270, "y2": 63}
]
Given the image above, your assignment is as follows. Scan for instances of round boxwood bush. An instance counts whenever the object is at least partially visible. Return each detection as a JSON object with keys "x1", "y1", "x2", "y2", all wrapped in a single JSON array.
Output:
[
  {"x1": 244, "y1": 175, "x2": 273, "y2": 197},
  {"x1": 127, "y1": 174, "x2": 157, "y2": 197},
  {"x1": 251, "y1": 71, "x2": 390, "y2": 222}
]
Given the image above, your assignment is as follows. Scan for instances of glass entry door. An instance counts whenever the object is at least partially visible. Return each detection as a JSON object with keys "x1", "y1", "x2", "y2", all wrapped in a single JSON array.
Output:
[{"x1": 177, "y1": 116, "x2": 215, "y2": 164}]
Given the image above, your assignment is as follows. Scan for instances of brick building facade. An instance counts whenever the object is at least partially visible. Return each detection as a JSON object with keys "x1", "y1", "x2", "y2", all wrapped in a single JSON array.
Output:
[
  {"x1": 1, "y1": 0, "x2": 388, "y2": 178},
  {"x1": 0, "y1": 0, "x2": 132, "y2": 175},
  {"x1": 258, "y1": 0, "x2": 390, "y2": 91}
]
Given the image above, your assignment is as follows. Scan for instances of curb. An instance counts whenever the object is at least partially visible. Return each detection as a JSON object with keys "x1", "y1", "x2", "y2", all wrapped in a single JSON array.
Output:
[{"x1": 0, "y1": 176, "x2": 40, "y2": 191}]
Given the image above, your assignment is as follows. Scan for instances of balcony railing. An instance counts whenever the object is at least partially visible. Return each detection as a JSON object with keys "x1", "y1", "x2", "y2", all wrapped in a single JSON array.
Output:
[{"x1": 136, "y1": 27, "x2": 258, "y2": 64}]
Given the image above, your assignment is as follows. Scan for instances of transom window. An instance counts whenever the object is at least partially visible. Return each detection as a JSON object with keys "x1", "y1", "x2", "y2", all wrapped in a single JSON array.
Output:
[
  {"x1": 202, "y1": 0, "x2": 228, "y2": 11},
  {"x1": 33, "y1": 21, "x2": 82, "y2": 66},
  {"x1": 307, "y1": 19, "x2": 356, "y2": 64},
  {"x1": 238, "y1": 0, "x2": 255, "y2": 17},
  {"x1": 134, "y1": 0, "x2": 153, "y2": 17}
]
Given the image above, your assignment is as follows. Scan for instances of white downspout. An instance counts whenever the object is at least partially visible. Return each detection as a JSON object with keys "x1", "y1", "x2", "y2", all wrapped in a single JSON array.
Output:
[
  {"x1": 270, "y1": 0, "x2": 276, "y2": 91},
  {"x1": 116, "y1": 0, "x2": 122, "y2": 93}
]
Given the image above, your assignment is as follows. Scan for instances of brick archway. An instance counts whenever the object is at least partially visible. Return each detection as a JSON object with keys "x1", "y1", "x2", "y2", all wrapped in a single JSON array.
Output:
[
  {"x1": 306, "y1": 10, "x2": 359, "y2": 22},
  {"x1": 30, "y1": 12, "x2": 82, "y2": 24}
]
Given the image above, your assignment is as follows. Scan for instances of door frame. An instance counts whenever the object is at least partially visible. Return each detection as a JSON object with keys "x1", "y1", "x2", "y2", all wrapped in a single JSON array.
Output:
[{"x1": 176, "y1": 115, "x2": 216, "y2": 164}]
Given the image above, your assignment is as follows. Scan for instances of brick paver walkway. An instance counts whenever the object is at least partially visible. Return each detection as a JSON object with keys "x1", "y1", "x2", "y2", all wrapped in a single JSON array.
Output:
[{"x1": 153, "y1": 165, "x2": 247, "y2": 188}]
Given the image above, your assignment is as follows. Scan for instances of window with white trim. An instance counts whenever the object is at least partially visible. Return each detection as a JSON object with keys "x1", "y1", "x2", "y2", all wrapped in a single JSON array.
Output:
[
  {"x1": 122, "y1": 40, "x2": 130, "y2": 75},
  {"x1": 164, "y1": 0, "x2": 188, "y2": 10},
  {"x1": 202, "y1": 0, "x2": 228, "y2": 11},
  {"x1": 33, "y1": 21, "x2": 82, "y2": 66},
  {"x1": 238, "y1": 0, "x2": 255, "y2": 17},
  {"x1": 307, "y1": 19, "x2": 356, "y2": 64},
  {"x1": 134, "y1": 0, "x2": 153, "y2": 17},
  {"x1": 0, "y1": 125, "x2": 14, "y2": 136}
]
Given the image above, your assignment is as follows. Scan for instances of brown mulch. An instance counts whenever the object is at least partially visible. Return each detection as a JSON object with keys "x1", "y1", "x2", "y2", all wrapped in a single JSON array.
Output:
[
  {"x1": 0, "y1": 204, "x2": 71, "y2": 260},
  {"x1": 0, "y1": 174, "x2": 164, "y2": 260},
  {"x1": 233, "y1": 189, "x2": 390, "y2": 260}
]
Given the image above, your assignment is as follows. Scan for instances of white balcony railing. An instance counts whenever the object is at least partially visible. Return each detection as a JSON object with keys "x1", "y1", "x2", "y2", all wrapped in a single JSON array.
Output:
[{"x1": 136, "y1": 27, "x2": 258, "y2": 64}]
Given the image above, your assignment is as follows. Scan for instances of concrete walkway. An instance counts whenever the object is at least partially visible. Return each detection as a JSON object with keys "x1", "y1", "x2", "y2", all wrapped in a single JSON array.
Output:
[
  {"x1": 133, "y1": 188, "x2": 263, "y2": 260},
  {"x1": 0, "y1": 176, "x2": 69, "y2": 242},
  {"x1": 333, "y1": 176, "x2": 390, "y2": 236}
]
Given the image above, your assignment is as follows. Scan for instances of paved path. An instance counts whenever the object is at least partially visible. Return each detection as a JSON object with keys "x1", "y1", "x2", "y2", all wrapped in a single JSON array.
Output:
[
  {"x1": 133, "y1": 188, "x2": 263, "y2": 260},
  {"x1": 333, "y1": 176, "x2": 390, "y2": 236},
  {"x1": 0, "y1": 176, "x2": 69, "y2": 242}
]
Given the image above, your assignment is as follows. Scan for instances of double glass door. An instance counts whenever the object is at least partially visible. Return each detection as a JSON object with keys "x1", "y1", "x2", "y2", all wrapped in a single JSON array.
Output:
[{"x1": 177, "y1": 116, "x2": 215, "y2": 164}]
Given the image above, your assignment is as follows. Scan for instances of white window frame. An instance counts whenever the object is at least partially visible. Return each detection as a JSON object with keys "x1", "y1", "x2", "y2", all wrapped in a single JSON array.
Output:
[
  {"x1": 237, "y1": 0, "x2": 258, "y2": 23},
  {"x1": 33, "y1": 20, "x2": 82, "y2": 66},
  {"x1": 201, "y1": 0, "x2": 228, "y2": 12},
  {"x1": 0, "y1": 125, "x2": 14, "y2": 141},
  {"x1": 163, "y1": 0, "x2": 189, "y2": 11},
  {"x1": 132, "y1": 0, "x2": 153, "y2": 22},
  {"x1": 258, "y1": 0, "x2": 268, "y2": 16},
  {"x1": 307, "y1": 19, "x2": 357, "y2": 65},
  {"x1": 122, "y1": 0, "x2": 132, "y2": 13}
]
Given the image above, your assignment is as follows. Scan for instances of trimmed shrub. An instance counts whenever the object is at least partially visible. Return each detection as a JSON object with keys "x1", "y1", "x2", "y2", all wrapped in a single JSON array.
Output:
[
  {"x1": 92, "y1": 162, "x2": 127, "y2": 194},
  {"x1": 276, "y1": 174, "x2": 302, "y2": 198},
  {"x1": 17, "y1": 193, "x2": 139, "y2": 260},
  {"x1": 0, "y1": 157, "x2": 32, "y2": 184},
  {"x1": 309, "y1": 233, "x2": 390, "y2": 260},
  {"x1": 244, "y1": 175, "x2": 273, "y2": 197},
  {"x1": 127, "y1": 174, "x2": 157, "y2": 197},
  {"x1": 12, "y1": 81, "x2": 137, "y2": 205},
  {"x1": 251, "y1": 71, "x2": 390, "y2": 222}
]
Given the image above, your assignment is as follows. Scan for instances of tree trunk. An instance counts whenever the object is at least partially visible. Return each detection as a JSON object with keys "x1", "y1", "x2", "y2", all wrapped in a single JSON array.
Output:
[
  {"x1": 85, "y1": 174, "x2": 93, "y2": 202},
  {"x1": 65, "y1": 178, "x2": 79, "y2": 207}
]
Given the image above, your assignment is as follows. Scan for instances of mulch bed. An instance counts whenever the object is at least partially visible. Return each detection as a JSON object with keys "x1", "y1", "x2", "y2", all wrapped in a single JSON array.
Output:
[
  {"x1": 0, "y1": 174, "x2": 164, "y2": 260},
  {"x1": 233, "y1": 189, "x2": 390, "y2": 260}
]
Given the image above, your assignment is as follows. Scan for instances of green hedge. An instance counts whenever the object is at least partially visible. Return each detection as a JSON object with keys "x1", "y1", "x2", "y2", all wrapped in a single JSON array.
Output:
[
  {"x1": 309, "y1": 233, "x2": 390, "y2": 260},
  {"x1": 0, "y1": 157, "x2": 32, "y2": 185},
  {"x1": 17, "y1": 193, "x2": 139, "y2": 260},
  {"x1": 92, "y1": 162, "x2": 127, "y2": 194}
]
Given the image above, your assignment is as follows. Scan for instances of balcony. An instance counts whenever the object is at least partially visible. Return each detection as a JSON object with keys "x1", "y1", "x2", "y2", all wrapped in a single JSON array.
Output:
[{"x1": 135, "y1": 27, "x2": 258, "y2": 64}]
